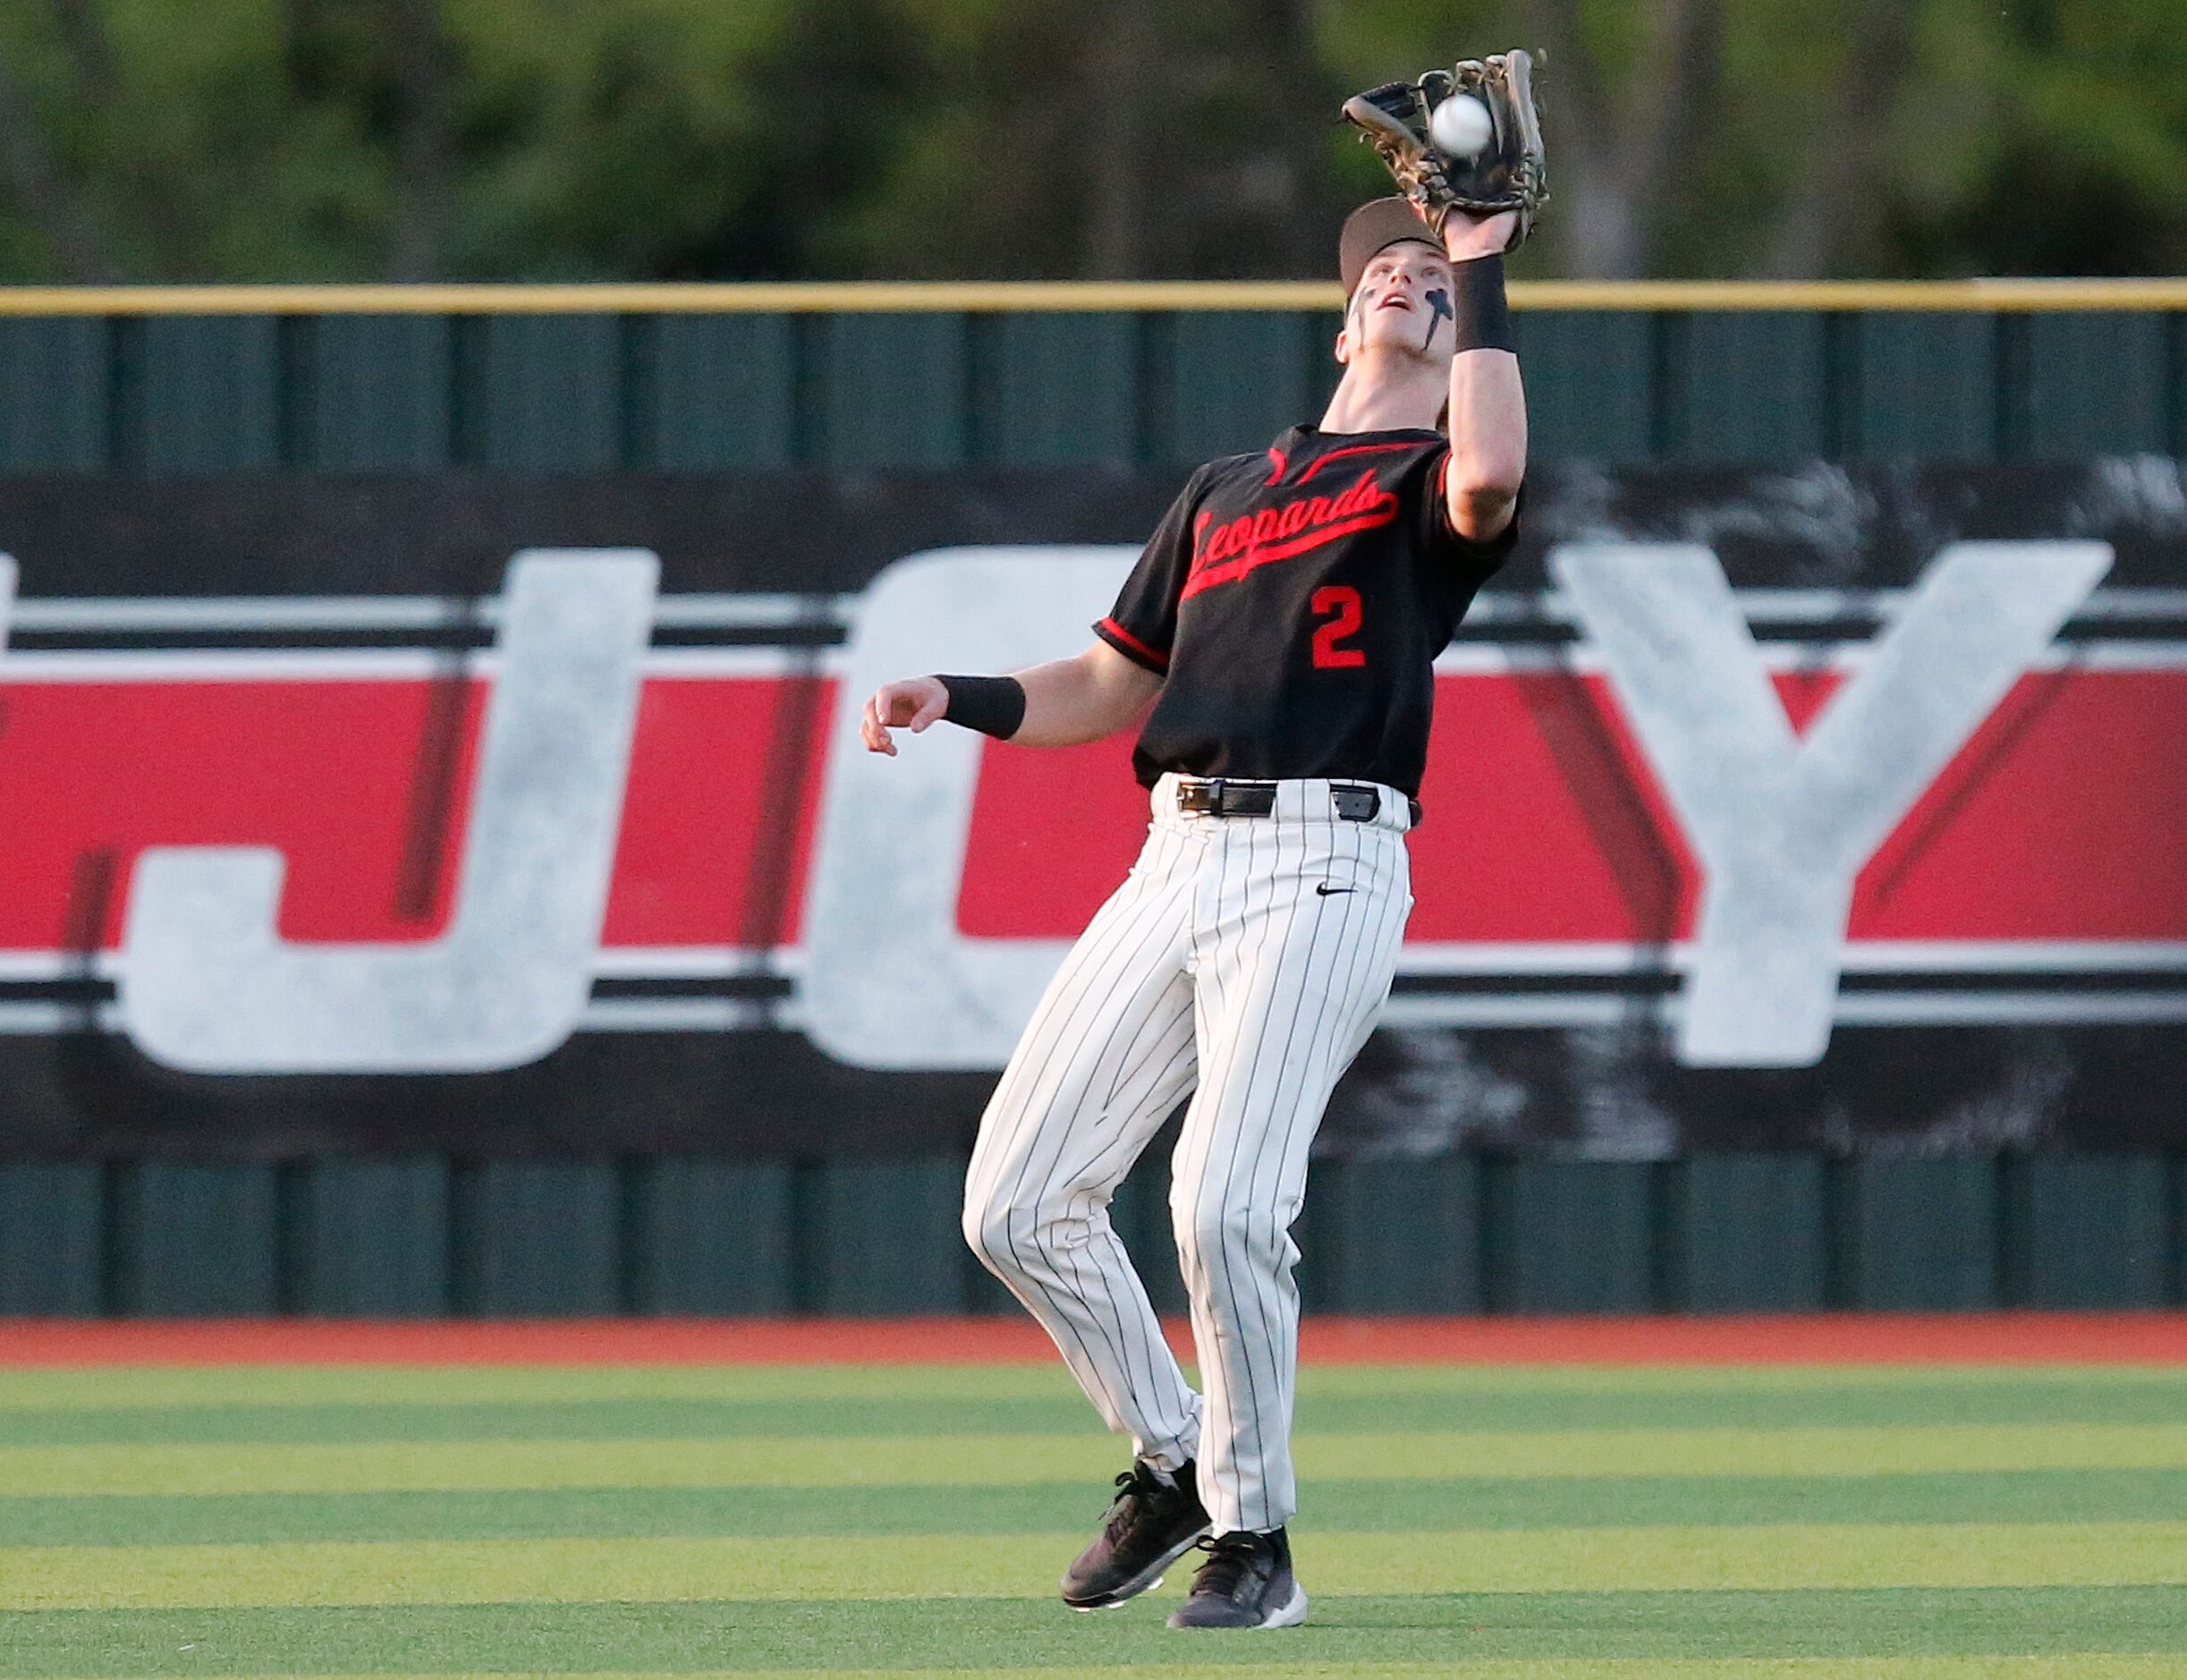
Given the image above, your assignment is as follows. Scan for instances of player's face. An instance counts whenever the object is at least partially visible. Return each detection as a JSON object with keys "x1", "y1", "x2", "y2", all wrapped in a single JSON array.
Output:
[{"x1": 1340, "y1": 242, "x2": 1460, "y2": 366}]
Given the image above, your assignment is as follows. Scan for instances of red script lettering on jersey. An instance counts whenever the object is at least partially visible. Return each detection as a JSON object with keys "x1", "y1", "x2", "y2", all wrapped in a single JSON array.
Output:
[{"x1": 1181, "y1": 469, "x2": 1400, "y2": 601}]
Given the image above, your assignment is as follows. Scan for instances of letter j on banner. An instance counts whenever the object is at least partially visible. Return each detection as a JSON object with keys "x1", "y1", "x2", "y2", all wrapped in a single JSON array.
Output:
[{"x1": 115, "y1": 550, "x2": 657, "y2": 1073}]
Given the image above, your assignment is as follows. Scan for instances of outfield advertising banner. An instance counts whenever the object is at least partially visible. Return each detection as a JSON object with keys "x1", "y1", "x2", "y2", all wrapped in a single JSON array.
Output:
[{"x1": 0, "y1": 462, "x2": 2181, "y2": 1157}]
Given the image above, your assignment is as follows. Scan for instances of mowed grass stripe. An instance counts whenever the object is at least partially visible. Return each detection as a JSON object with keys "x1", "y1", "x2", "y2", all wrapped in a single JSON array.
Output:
[
  {"x1": 10, "y1": 1523, "x2": 2187, "y2": 1608},
  {"x1": 8, "y1": 1590, "x2": 2187, "y2": 1673},
  {"x1": 0, "y1": 1397, "x2": 1093, "y2": 1447},
  {"x1": 12, "y1": 1469, "x2": 2187, "y2": 1547},
  {"x1": 7, "y1": 1423, "x2": 2186, "y2": 1496},
  {"x1": 13, "y1": 1379, "x2": 2187, "y2": 1444},
  {"x1": 2, "y1": 1362, "x2": 2174, "y2": 1412}
]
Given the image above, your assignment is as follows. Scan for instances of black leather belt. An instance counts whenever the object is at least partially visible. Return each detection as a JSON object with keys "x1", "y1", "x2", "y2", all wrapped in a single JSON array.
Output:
[{"x1": 1174, "y1": 777, "x2": 1418, "y2": 826}]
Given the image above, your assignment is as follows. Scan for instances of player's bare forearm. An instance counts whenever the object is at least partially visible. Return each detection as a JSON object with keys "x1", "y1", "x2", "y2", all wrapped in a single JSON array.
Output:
[
  {"x1": 1445, "y1": 345, "x2": 1525, "y2": 540},
  {"x1": 1011, "y1": 642, "x2": 1163, "y2": 747},
  {"x1": 860, "y1": 642, "x2": 1157, "y2": 756}
]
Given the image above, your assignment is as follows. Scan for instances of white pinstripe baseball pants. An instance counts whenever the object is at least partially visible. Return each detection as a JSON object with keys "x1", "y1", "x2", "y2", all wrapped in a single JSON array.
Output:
[{"x1": 962, "y1": 773, "x2": 1413, "y2": 1535}]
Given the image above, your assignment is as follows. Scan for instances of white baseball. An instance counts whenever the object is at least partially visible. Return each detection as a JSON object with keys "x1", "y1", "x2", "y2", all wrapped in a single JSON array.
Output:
[{"x1": 1428, "y1": 93, "x2": 1493, "y2": 157}]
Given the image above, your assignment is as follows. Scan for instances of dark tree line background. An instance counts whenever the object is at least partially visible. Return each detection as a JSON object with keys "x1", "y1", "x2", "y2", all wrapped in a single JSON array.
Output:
[{"x1": 0, "y1": 0, "x2": 2180, "y2": 284}]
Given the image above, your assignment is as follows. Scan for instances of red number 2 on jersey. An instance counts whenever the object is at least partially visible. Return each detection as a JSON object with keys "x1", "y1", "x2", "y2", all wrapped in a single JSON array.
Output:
[{"x1": 1310, "y1": 585, "x2": 1366, "y2": 668}]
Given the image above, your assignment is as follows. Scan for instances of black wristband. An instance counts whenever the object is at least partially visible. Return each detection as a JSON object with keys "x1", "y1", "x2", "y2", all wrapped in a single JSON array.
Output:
[
  {"x1": 935, "y1": 675, "x2": 1027, "y2": 740},
  {"x1": 1452, "y1": 254, "x2": 1515, "y2": 353}
]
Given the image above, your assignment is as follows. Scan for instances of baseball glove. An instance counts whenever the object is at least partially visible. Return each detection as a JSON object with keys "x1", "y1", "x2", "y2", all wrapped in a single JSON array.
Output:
[{"x1": 1342, "y1": 50, "x2": 1547, "y2": 248}]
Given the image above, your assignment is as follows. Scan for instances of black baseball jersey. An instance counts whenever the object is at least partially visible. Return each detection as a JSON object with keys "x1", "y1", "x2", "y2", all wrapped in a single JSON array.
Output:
[{"x1": 1094, "y1": 424, "x2": 1518, "y2": 801}]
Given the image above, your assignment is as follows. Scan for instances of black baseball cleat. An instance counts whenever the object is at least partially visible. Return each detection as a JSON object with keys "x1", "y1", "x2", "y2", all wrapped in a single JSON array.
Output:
[
  {"x1": 1166, "y1": 1527, "x2": 1309, "y2": 1629},
  {"x1": 1060, "y1": 1457, "x2": 1211, "y2": 1610}
]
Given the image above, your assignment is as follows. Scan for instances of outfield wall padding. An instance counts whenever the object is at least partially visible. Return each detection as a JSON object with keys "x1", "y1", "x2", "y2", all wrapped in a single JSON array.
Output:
[
  {"x1": 0, "y1": 288, "x2": 2181, "y2": 1317},
  {"x1": 0, "y1": 299, "x2": 2182, "y2": 476},
  {"x1": 1, "y1": 1153, "x2": 2181, "y2": 1319}
]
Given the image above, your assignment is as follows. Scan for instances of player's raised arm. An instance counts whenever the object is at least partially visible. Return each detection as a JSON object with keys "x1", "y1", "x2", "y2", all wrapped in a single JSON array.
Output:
[
  {"x1": 1343, "y1": 49, "x2": 1544, "y2": 545},
  {"x1": 1439, "y1": 208, "x2": 1527, "y2": 544},
  {"x1": 860, "y1": 641, "x2": 1161, "y2": 756}
]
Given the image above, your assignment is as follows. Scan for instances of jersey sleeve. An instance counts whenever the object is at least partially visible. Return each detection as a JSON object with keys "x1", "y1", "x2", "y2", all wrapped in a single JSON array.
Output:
[
  {"x1": 1423, "y1": 447, "x2": 1522, "y2": 587},
  {"x1": 1093, "y1": 467, "x2": 1203, "y2": 675}
]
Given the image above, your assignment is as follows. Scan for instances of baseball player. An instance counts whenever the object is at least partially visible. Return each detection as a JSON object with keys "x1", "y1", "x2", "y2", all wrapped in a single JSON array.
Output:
[{"x1": 860, "y1": 57, "x2": 1543, "y2": 1631}]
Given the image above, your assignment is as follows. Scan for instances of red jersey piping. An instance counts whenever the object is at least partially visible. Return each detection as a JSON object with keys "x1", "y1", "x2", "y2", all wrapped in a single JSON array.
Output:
[
  {"x1": 1096, "y1": 615, "x2": 1169, "y2": 671},
  {"x1": 1296, "y1": 439, "x2": 1422, "y2": 484}
]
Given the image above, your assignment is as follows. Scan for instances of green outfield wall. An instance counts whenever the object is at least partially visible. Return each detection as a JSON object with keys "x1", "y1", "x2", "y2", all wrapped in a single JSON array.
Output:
[
  {"x1": 0, "y1": 1152, "x2": 2182, "y2": 1317},
  {"x1": 0, "y1": 281, "x2": 2182, "y2": 1319},
  {"x1": 0, "y1": 280, "x2": 2180, "y2": 473}
]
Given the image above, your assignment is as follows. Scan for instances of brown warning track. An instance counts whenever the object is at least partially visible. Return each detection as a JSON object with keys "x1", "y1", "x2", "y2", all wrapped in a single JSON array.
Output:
[{"x1": 4, "y1": 1313, "x2": 2186, "y2": 1366}]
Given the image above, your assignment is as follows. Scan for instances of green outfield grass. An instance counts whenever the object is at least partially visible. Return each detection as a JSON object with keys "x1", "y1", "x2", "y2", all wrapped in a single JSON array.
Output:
[{"x1": 2, "y1": 1359, "x2": 2185, "y2": 1677}]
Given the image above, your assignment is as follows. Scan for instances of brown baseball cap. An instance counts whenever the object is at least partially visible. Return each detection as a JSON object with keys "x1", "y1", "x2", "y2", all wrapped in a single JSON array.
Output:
[{"x1": 1340, "y1": 197, "x2": 1443, "y2": 295}]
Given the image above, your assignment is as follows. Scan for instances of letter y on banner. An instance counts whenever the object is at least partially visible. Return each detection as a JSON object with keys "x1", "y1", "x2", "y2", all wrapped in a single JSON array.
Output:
[
  {"x1": 1553, "y1": 540, "x2": 2110, "y2": 1067},
  {"x1": 117, "y1": 550, "x2": 657, "y2": 1073}
]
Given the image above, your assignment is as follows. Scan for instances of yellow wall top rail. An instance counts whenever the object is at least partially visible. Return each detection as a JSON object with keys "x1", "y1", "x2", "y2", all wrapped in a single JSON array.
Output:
[{"x1": 0, "y1": 277, "x2": 2181, "y2": 315}]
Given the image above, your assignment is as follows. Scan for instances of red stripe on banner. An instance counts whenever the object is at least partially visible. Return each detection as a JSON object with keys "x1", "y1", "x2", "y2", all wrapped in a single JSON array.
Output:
[
  {"x1": 955, "y1": 666, "x2": 2187, "y2": 941},
  {"x1": 958, "y1": 734, "x2": 1150, "y2": 933},
  {"x1": 0, "y1": 679, "x2": 487, "y2": 948},
  {"x1": 0, "y1": 664, "x2": 2180, "y2": 957},
  {"x1": 4, "y1": 1313, "x2": 2184, "y2": 1366},
  {"x1": 1853, "y1": 667, "x2": 2187, "y2": 939},
  {"x1": 0, "y1": 675, "x2": 833, "y2": 951},
  {"x1": 611, "y1": 675, "x2": 832, "y2": 950}
]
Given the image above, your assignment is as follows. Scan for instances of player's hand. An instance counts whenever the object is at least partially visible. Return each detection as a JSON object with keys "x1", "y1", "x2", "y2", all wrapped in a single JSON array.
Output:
[
  {"x1": 1442, "y1": 208, "x2": 1521, "y2": 261},
  {"x1": 861, "y1": 676, "x2": 949, "y2": 756}
]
